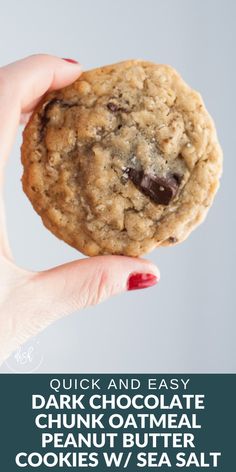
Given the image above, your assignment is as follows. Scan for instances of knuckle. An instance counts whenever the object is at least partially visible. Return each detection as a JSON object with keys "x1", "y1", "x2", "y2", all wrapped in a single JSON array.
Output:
[{"x1": 87, "y1": 268, "x2": 110, "y2": 306}]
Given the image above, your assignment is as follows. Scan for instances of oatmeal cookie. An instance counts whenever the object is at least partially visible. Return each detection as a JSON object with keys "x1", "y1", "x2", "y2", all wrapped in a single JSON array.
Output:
[{"x1": 21, "y1": 60, "x2": 222, "y2": 256}]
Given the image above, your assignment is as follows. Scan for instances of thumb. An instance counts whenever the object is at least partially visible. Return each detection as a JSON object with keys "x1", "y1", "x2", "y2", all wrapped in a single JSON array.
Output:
[
  {"x1": 0, "y1": 54, "x2": 81, "y2": 163},
  {"x1": 32, "y1": 256, "x2": 160, "y2": 322},
  {"x1": 0, "y1": 256, "x2": 160, "y2": 363}
]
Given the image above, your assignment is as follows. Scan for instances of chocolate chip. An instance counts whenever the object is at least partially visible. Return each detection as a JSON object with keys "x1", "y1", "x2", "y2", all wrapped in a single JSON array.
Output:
[
  {"x1": 107, "y1": 102, "x2": 119, "y2": 112},
  {"x1": 44, "y1": 98, "x2": 78, "y2": 115},
  {"x1": 168, "y1": 236, "x2": 178, "y2": 243},
  {"x1": 39, "y1": 99, "x2": 61, "y2": 135},
  {"x1": 126, "y1": 168, "x2": 179, "y2": 205},
  {"x1": 107, "y1": 102, "x2": 128, "y2": 113},
  {"x1": 40, "y1": 98, "x2": 78, "y2": 140},
  {"x1": 171, "y1": 173, "x2": 182, "y2": 185},
  {"x1": 44, "y1": 98, "x2": 62, "y2": 113}
]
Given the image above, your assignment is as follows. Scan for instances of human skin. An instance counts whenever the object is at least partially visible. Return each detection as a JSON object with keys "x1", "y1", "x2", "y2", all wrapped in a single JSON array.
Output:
[{"x1": 0, "y1": 55, "x2": 159, "y2": 365}]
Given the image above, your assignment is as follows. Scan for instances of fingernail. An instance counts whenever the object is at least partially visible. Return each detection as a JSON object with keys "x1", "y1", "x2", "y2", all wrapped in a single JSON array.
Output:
[
  {"x1": 62, "y1": 58, "x2": 80, "y2": 64},
  {"x1": 127, "y1": 273, "x2": 159, "y2": 291}
]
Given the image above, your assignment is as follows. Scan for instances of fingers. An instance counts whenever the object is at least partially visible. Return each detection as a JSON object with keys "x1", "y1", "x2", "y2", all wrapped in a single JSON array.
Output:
[
  {"x1": 30, "y1": 256, "x2": 160, "y2": 326},
  {"x1": 0, "y1": 256, "x2": 159, "y2": 363},
  {"x1": 1, "y1": 54, "x2": 82, "y2": 110},
  {"x1": 1, "y1": 54, "x2": 81, "y2": 110},
  {"x1": 0, "y1": 54, "x2": 81, "y2": 164}
]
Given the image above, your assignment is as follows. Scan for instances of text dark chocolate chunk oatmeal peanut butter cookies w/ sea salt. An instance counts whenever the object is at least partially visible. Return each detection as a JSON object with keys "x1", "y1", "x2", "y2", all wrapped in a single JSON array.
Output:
[{"x1": 21, "y1": 60, "x2": 222, "y2": 256}]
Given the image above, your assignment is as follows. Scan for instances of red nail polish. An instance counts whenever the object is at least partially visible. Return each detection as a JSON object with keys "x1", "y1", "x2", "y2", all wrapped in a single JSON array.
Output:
[
  {"x1": 127, "y1": 273, "x2": 158, "y2": 291},
  {"x1": 62, "y1": 58, "x2": 79, "y2": 64}
]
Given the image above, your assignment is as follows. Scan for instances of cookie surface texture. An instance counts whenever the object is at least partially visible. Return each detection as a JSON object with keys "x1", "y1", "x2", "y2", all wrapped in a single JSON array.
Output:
[{"x1": 21, "y1": 60, "x2": 222, "y2": 256}]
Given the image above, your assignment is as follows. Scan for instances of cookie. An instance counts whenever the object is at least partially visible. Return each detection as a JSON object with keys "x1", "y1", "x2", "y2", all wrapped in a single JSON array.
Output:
[{"x1": 21, "y1": 60, "x2": 222, "y2": 256}]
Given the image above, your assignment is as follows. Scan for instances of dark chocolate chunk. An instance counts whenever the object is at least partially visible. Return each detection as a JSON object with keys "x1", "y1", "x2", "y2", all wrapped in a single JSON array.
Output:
[{"x1": 126, "y1": 168, "x2": 179, "y2": 205}]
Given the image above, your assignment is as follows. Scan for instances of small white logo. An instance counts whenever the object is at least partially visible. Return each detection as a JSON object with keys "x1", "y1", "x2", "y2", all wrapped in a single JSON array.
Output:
[{"x1": 5, "y1": 337, "x2": 44, "y2": 373}]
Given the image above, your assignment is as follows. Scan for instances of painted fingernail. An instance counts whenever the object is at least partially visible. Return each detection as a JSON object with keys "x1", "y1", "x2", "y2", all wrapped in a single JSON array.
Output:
[
  {"x1": 62, "y1": 58, "x2": 80, "y2": 64},
  {"x1": 127, "y1": 273, "x2": 159, "y2": 291}
]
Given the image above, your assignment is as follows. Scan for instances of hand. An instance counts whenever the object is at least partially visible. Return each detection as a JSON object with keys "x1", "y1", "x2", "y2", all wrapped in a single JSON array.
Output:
[{"x1": 0, "y1": 55, "x2": 160, "y2": 365}]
